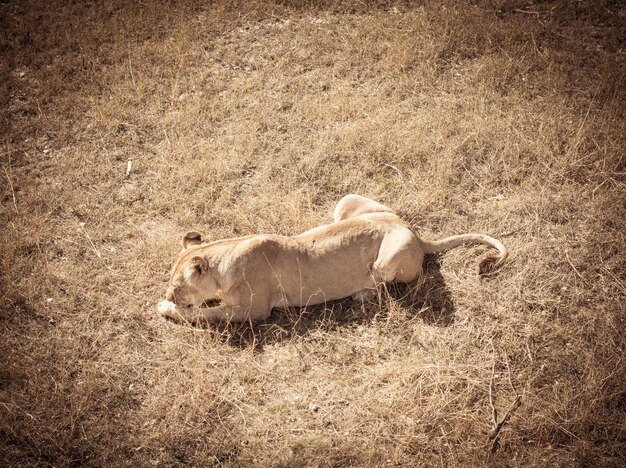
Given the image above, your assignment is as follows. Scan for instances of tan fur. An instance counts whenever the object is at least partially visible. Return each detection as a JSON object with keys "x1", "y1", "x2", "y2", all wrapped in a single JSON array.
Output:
[{"x1": 158, "y1": 194, "x2": 507, "y2": 323}]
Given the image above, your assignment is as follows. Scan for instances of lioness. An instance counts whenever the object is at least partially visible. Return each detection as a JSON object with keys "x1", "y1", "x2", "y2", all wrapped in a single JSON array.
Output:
[{"x1": 158, "y1": 194, "x2": 507, "y2": 323}]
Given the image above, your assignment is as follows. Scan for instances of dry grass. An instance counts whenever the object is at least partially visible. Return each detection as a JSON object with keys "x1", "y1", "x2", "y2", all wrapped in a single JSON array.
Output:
[{"x1": 1, "y1": 0, "x2": 625, "y2": 466}]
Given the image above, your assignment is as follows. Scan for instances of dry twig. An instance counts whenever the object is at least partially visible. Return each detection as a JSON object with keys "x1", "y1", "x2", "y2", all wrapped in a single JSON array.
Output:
[
  {"x1": 2, "y1": 164, "x2": 18, "y2": 212},
  {"x1": 77, "y1": 222, "x2": 102, "y2": 259},
  {"x1": 488, "y1": 345, "x2": 522, "y2": 452},
  {"x1": 382, "y1": 163, "x2": 404, "y2": 181},
  {"x1": 489, "y1": 394, "x2": 522, "y2": 452}
]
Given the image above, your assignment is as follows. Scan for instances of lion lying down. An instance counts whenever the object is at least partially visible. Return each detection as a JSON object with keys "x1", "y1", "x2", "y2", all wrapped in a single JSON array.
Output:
[{"x1": 157, "y1": 194, "x2": 507, "y2": 323}]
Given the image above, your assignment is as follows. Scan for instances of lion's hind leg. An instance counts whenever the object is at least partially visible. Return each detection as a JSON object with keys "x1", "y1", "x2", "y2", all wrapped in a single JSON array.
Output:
[
  {"x1": 333, "y1": 194, "x2": 394, "y2": 222},
  {"x1": 372, "y1": 229, "x2": 423, "y2": 284}
]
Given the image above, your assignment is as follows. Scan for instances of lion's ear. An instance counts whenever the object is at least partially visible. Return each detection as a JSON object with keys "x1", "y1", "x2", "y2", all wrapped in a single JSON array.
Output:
[
  {"x1": 189, "y1": 256, "x2": 208, "y2": 274},
  {"x1": 181, "y1": 231, "x2": 202, "y2": 249}
]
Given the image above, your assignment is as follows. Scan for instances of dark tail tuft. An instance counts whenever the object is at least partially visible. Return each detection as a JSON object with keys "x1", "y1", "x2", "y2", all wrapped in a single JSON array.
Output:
[{"x1": 478, "y1": 256, "x2": 499, "y2": 276}]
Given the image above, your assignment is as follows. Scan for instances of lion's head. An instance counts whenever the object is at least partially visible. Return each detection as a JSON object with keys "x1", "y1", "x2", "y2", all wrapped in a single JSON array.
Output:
[{"x1": 164, "y1": 231, "x2": 219, "y2": 308}]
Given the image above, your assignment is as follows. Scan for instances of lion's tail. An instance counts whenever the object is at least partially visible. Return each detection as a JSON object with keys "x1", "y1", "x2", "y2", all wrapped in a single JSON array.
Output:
[{"x1": 421, "y1": 233, "x2": 508, "y2": 276}]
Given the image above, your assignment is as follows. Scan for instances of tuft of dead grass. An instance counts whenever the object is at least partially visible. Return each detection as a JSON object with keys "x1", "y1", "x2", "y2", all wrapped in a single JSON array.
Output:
[{"x1": 1, "y1": 0, "x2": 625, "y2": 466}]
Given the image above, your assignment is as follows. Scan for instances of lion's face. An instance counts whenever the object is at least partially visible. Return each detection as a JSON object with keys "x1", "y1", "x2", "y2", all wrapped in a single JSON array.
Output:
[{"x1": 164, "y1": 231, "x2": 218, "y2": 307}]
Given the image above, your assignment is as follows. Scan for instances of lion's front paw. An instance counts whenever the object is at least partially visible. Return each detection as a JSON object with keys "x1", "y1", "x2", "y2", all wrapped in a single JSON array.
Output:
[{"x1": 157, "y1": 300, "x2": 176, "y2": 317}]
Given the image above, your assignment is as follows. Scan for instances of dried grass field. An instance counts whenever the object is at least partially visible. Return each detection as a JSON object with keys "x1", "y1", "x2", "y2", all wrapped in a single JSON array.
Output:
[{"x1": 1, "y1": 0, "x2": 625, "y2": 466}]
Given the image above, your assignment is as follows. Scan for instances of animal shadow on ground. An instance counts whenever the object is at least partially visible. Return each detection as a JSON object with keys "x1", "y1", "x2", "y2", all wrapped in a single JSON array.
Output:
[{"x1": 213, "y1": 254, "x2": 455, "y2": 350}]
